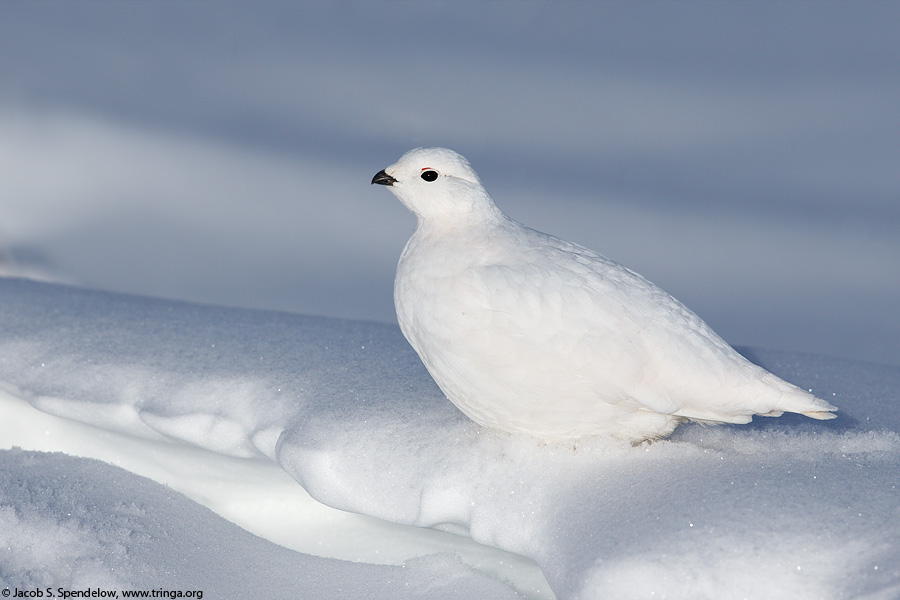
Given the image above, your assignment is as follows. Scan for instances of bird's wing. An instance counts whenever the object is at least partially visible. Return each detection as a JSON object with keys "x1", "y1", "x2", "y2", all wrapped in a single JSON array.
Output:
[
  {"x1": 451, "y1": 251, "x2": 658, "y2": 409},
  {"x1": 457, "y1": 233, "x2": 763, "y2": 418}
]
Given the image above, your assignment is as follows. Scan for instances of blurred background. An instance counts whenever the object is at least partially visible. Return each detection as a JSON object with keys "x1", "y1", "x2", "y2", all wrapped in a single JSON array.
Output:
[{"x1": 1, "y1": 1, "x2": 898, "y2": 367}]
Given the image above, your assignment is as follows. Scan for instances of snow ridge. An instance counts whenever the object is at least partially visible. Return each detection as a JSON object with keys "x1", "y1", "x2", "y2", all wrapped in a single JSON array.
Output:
[{"x1": 2, "y1": 278, "x2": 899, "y2": 599}]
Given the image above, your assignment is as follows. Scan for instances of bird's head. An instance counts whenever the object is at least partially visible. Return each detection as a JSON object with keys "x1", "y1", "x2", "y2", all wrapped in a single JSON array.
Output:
[{"x1": 372, "y1": 147, "x2": 500, "y2": 225}]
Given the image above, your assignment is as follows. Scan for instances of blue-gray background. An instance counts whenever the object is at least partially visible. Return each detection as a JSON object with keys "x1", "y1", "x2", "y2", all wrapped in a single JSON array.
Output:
[{"x1": 1, "y1": 1, "x2": 898, "y2": 367}]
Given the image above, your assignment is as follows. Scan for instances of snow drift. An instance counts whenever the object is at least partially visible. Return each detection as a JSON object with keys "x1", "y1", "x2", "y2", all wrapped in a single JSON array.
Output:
[{"x1": 1, "y1": 277, "x2": 899, "y2": 599}]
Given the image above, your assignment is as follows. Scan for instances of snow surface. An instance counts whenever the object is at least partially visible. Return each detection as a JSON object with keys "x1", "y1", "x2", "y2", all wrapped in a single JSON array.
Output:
[
  {"x1": 0, "y1": 449, "x2": 520, "y2": 599},
  {"x1": 2, "y1": 278, "x2": 899, "y2": 599}
]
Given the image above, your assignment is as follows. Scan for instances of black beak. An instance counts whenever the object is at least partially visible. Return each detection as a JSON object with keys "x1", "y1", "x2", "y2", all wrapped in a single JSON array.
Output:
[{"x1": 371, "y1": 170, "x2": 397, "y2": 186}]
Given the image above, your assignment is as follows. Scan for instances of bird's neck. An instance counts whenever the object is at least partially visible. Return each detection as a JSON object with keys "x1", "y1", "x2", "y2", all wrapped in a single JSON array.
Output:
[{"x1": 413, "y1": 197, "x2": 506, "y2": 235}]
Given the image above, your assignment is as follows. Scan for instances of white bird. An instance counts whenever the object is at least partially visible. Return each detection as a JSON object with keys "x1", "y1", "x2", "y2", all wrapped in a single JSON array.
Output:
[{"x1": 372, "y1": 147, "x2": 837, "y2": 442}]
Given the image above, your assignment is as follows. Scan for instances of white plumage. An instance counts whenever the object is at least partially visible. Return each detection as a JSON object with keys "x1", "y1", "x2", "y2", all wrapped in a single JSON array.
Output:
[{"x1": 372, "y1": 147, "x2": 837, "y2": 442}]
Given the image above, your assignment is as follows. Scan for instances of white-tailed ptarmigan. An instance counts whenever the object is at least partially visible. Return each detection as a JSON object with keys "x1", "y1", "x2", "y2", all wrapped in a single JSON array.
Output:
[{"x1": 372, "y1": 147, "x2": 837, "y2": 442}]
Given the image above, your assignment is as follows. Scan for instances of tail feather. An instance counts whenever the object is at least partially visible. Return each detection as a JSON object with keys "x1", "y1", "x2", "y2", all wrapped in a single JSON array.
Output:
[
  {"x1": 802, "y1": 410, "x2": 838, "y2": 420},
  {"x1": 773, "y1": 381, "x2": 838, "y2": 420}
]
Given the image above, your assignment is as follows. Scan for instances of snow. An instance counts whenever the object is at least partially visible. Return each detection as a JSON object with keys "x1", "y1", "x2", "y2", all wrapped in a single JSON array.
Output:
[
  {"x1": 2, "y1": 278, "x2": 900, "y2": 598},
  {"x1": 0, "y1": 449, "x2": 520, "y2": 599}
]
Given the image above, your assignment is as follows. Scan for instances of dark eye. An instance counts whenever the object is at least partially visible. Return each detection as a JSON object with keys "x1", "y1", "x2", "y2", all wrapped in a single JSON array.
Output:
[{"x1": 420, "y1": 170, "x2": 439, "y2": 182}]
